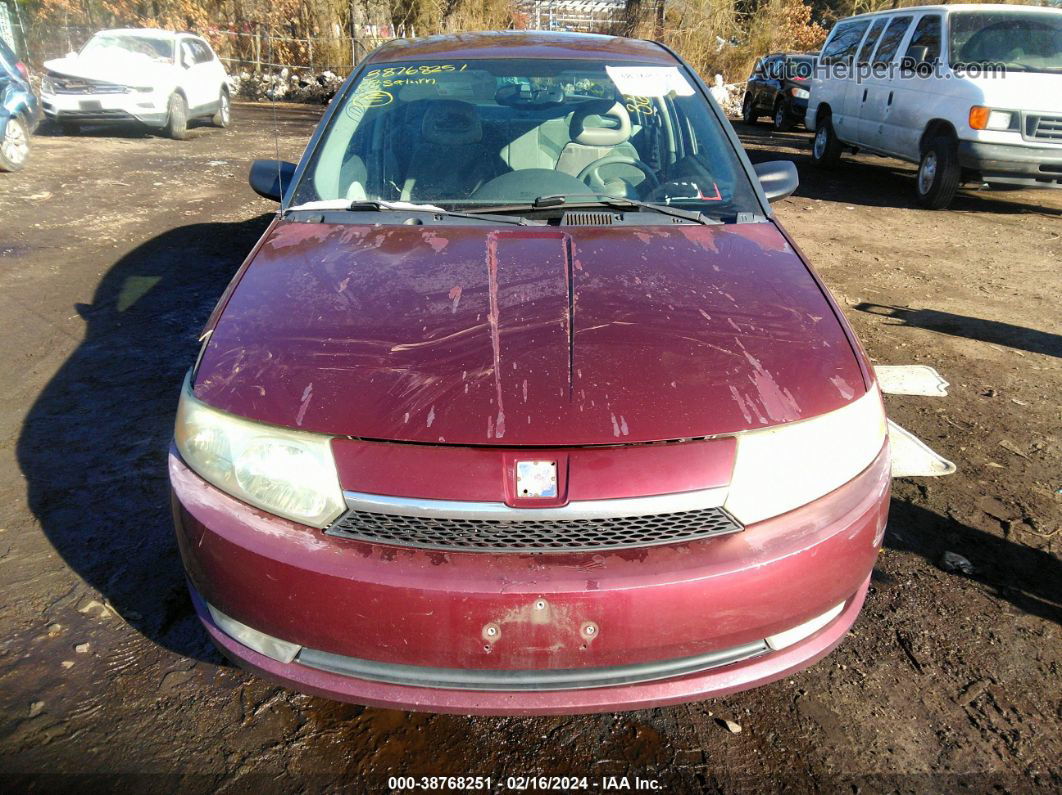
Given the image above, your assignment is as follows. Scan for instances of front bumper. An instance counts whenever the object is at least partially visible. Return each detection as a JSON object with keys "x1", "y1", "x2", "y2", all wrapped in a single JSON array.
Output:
[
  {"x1": 958, "y1": 140, "x2": 1062, "y2": 188},
  {"x1": 41, "y1": 91, "x2": 168, "y2": 127},
  {"x1": 170, "y1": 443, "x2": 890, "y2": 715}
]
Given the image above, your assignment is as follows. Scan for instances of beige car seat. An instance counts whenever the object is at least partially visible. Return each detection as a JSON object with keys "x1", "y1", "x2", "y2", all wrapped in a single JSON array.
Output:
[
  {"x1": 401, "y1": 100, "x2": 493, "y2": 202},
  {"x1": 555, "y1": 100, "x2": 640, "y2": 179}
]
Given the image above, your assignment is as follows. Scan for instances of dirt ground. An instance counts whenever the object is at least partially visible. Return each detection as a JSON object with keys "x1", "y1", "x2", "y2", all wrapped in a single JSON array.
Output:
[{"x1": 0, "y1": 102, "x2": 1058, "y2": 792}]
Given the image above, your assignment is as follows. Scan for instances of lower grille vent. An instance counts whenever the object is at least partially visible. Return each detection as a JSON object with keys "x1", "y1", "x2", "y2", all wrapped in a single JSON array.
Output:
[{"x1": 326, "y1": 505, "x2": 743, "y2": 553}]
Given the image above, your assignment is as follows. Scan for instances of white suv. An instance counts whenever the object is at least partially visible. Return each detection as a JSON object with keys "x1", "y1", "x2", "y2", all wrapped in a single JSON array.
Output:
[
  {"x1": 41, "y1": 28, "x2": 230, "y2": 140},
  {"x1": 807, "y1": 4, "x2": 1062, "y2": 209}
]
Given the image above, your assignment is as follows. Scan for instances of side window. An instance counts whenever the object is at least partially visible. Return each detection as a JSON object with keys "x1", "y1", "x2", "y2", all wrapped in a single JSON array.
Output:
[
  {"x1": 820, "y1": 20, "x2": 871, "y2": 65},
  {"x1": 906, "y1": 14, "x2": 942, "y2": 62},
  {"x1": 857, "y1": 18, "x2": 888, "y2": 66},
  {"x1": 180, "y1": 41, "x2": 196, "y2": 68},
  {"x1": 192, "y1": 40, "x2": 214, "y2": 64},
  {"x1": 765, "y1": 57, "x2": 782, "y2": 80},
  {"x1": 872, "y1": 15, "x2": 913, "y2": 65},
  {"x1": 784, "y1": 57, "x2": 802, "y2": 80}
]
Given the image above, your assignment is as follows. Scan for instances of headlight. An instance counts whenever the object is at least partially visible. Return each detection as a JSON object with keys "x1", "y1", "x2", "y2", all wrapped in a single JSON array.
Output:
[
  {"x1": 174, "y1": 374, "x2": 345, "y2": 527},
  {"x1": 41, "y1": 77, "x2": 54, "y2": 95},
  {"x1": 723, "y1": 385, "x2": 887, "y2": 525},
  {"x1": 790, "y1": 87, "x2": 810, "y2": 99},
  {"x1": 968, "y1": 106, "x2": 1015, "y2": 131}
]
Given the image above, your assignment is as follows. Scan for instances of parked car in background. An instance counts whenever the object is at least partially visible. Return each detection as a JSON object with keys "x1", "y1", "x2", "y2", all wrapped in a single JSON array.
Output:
[
  {"x1": 41, "y1": 28, "x2": 230, "y2": 139},
  {"x1": 169, "y1": 31, "x2": 893, "y2": 716},
  {"x1": 742, "y1": 52, "x2": 816, "y2": 131},
  {"x1": 0, "y1": 35, "x2": 40, "y2": 172},
  {"x1": 808, "y1": 4, "x2": 1062, "y2": 209}
]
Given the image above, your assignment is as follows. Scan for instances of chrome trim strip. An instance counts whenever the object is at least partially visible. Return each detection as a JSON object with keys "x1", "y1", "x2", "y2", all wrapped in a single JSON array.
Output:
[
  {"x1": 296, "y1": 640, "x2": 769, "y2": 692},
  {"x1": 340, "y1": 487, "x2": 730, "y2": 522}
]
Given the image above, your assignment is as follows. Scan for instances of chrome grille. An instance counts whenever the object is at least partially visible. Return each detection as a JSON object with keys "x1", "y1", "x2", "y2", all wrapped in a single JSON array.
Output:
[
  {"x1": 325, "y1": 505, "x2": 742, "y2": 552},
  {"x1": 49, "y1": 74, "x2": 129, "y2": 94},
  {"x1": 1024, "y1": 113, "x2": 1062, "y2": 143}
]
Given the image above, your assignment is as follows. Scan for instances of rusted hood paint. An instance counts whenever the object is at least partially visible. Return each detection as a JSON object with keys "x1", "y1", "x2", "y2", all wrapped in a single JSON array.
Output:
[{"x1": 194, "y1": 219, "x2": 865, "y2": 445}]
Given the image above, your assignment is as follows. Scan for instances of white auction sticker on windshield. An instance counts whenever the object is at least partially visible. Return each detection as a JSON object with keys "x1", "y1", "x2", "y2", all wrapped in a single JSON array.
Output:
[{"x1": 605, "y1": 65, "x2": 695, "y2": 98}]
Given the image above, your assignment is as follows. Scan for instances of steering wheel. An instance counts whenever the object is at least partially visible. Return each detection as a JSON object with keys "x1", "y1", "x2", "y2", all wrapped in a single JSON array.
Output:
[{"x1": 577, "y1": 154, "x2": 660, "y2": 196}]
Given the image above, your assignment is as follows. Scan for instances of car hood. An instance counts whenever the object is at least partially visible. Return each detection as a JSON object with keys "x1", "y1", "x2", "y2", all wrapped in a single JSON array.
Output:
[
  {"x1": 43, "y1": 54, "x2": 174, "y2": 86},
  {"x1": 194, "y1": 219, "x2": 867, "y2": 446},
  {"x1": 965, "y1": 71, "x2": 1062, "y2": 114}
]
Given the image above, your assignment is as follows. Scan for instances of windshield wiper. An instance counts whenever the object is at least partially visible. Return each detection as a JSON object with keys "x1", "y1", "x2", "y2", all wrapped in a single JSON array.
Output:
[
  {"x1": 540, "y1": 194, "x2": 723, "y2": 224},
  {"x1": 283, "y1": 198, "x2": 538, "y2": 226},
  {"x1": 480, "y1": 194, "x2": 722, "y2": 225}
]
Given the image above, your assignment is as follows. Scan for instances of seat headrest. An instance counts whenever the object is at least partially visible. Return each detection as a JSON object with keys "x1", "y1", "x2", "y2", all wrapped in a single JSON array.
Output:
[
  {"x1": 569, "y1": 100, "x2": 631, "y2": 147},
  {"x1": 421, "y1": 100, "x2": 483, "y2": 145}
]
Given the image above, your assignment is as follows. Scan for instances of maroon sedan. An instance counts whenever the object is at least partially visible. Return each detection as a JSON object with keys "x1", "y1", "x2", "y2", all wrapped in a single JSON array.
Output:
[{"x1": 170, "y1": 32, "x2": 890, "y2": 714}]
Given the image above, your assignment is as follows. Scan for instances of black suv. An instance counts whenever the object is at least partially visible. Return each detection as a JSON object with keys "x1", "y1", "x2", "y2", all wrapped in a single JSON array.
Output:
[{"x1": 741, "y1": 53, "x2": 815, "y2": 132}]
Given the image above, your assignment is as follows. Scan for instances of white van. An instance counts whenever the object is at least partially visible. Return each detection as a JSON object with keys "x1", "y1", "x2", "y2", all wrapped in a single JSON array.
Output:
[{"x1": 807, "y1": 4, "x2": 1062, "y2": 209}]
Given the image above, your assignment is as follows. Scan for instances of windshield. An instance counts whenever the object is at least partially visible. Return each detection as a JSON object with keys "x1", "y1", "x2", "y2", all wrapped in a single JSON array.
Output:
[
  {"x1": 81, "y1": 33, "x2": 175, "y2": 63},
  {"x1": 291, "y1": 58, "x2": 759, "y2": 218},
  {"x1": 950, "y1": 10, "x2": 1062, "y2": 73}
]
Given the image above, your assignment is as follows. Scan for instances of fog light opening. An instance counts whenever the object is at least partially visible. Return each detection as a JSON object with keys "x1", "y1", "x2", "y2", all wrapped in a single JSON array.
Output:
[
  {"x1": 207, "y1": 603, "x2": 302, "y2": 663},
  {"x1": 764, "y1": 601, "x2": 846, "y2": 651}
]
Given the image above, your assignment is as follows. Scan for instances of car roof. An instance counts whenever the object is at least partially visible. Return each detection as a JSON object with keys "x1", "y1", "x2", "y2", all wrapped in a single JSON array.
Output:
[
  {"x1": 838, "y1": 3, "x2": 1059, "y2": 23},
  {"x1": 94, "y1": 28, "x2": 179, "y2": 38},
  {"x1": 365, "y1": 31, "x2": 676, "y2": 65}
]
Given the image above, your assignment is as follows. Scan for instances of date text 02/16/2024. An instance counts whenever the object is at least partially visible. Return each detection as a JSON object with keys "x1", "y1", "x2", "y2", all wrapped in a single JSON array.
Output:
[{"x1": 386, "y1": 776, "x2": 663, "y2": 790}]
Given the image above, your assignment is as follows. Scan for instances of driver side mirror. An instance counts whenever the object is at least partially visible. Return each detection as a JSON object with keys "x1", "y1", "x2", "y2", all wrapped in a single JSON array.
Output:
[
  {"x1": 249, "y1": 159, "x2": 297, "y2": 202},
  {"x1": 754, "y1": 160, "x2": 799, "y2": 203},
  {"x1": 902, "y1": 45, "x2": 930, "y2": 68}
]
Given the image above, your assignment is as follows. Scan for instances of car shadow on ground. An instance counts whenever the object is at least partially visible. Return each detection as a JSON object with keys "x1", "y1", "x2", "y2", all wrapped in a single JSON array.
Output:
[
  {"x1": 733, "y1": 121, "x2": 1062, "y2": 217},
  {"x1": 885, "y1": 500, "x2": 1061, "y2": 626},
  {"x1": 855, "y1": 303, "x2": 1062, "y2": 358},
  {"x1": 15, "y1": 214, "x2": 274, "y2": 662}
]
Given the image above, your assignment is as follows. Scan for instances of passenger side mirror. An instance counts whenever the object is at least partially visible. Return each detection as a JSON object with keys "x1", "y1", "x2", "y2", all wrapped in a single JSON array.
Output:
[
  {"x1": 904, "y1": 45, "x2": 929, "y2": 66},
  {"x1": 249, "y1": 159, "x2": 297, "y2": 202},
  {"x1": 754, "y1": 160, "x2": 799, "y2": 203}
]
